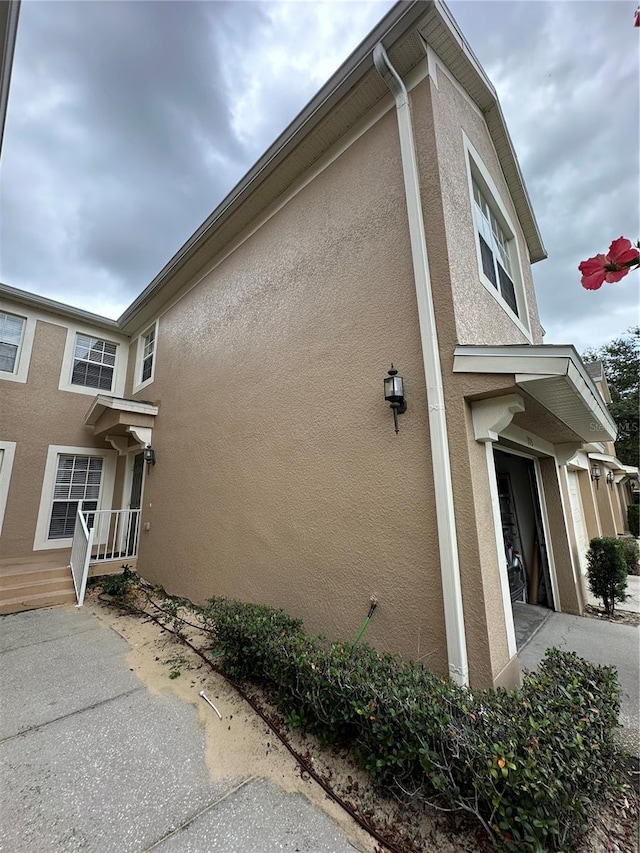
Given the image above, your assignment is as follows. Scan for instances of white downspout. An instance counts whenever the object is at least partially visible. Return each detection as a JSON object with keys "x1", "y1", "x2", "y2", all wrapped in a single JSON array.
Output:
[{"x1": 373, "y1": 43, "x2": 469, "y2": 686}]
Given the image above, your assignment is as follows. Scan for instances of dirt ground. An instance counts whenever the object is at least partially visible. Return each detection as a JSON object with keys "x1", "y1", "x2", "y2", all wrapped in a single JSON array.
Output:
[{"x1": 84, "y1": 585, "x2": 639, "y2": 853}]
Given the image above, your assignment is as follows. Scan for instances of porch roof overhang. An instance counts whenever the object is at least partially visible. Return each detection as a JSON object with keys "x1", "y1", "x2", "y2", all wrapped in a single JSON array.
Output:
[
  {"x1": 85, "y1": 396, "x2": 158, "y2": 453},
  {"x1": 453, "y1": 344, "x2": 617, "y2": 443}
]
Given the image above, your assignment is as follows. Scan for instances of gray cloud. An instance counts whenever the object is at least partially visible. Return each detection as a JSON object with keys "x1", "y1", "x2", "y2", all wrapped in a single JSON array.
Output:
[{"x1": 1, "y1": 0, "x2": 637, "y2": 353}]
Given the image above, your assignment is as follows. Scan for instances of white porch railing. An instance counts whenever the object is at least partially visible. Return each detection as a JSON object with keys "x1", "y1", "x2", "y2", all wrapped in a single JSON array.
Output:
[
  {"x1": 70, "y1": 507, "x2": 95, "y2": 607},
  {"x1": 84, "y1": 508, "x2": 141, "y2": 563},
  {"x1": 71, "y1": 507, "x2": 141, "y2": 607}
]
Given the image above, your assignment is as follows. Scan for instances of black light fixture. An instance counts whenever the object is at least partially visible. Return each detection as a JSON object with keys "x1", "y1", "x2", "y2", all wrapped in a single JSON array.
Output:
[
  {"x1": 143, "y1": 445, "x2": 156, "y2": 466},
  {"x1": 590, "y1": 463, "x2": 601, "y2": 489},
  {"x1": 383, "y1": 364, "x2": 407, "y2": 434},
  {"x1": 606, "y1": 470, "x2": 615, "y2": 487}
]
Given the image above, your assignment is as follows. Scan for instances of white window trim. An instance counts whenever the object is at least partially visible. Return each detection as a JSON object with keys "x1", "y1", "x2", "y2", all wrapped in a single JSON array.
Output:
[
  {"x1": 132, "y1": 319, "x2": 158, "y2": 394},
  {"x1": 0, "y1": 302, "x2": 36, "y2": 384},
  {"x1": 59, "y1": 327, "x2": 127, "y2": 397},
  {"x1": 0, "y1": 440, "x2": 17, "y2": 537},
  {"x1": 33, "y1": 445, "x2": 117, "y2": 551},
  {"x1": 463, "y1": 134, "x2": 532, "y2": 341}
]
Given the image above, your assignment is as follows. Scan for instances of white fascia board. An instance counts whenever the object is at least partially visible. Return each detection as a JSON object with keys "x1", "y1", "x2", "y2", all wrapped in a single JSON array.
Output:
[
  {"x1": 0, "y1": 282, "x2": 119, "y2": 333},
  {"x1": 453, "y1": 345, "x2": 617, "y2": 440},
  {"x1": 85, "y1": 395, "x2": 159, "y2": 426},
  {"x1": 588, "y1": 452, "x2": 631, "y2": 473}
]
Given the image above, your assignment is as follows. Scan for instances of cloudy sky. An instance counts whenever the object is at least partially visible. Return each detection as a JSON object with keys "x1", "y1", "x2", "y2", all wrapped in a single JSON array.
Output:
[{"x1": 1, "y1": 1, "x2": 638, "y2": 352}]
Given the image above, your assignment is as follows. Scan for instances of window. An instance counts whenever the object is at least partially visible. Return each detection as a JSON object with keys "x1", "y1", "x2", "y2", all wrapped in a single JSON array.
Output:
[
  {"x1": 141, "y1": 325, "x2": 155, "y2": 383},
  {"x1": 71, "y1": 334, "x2": 117, "y2": 391},
  {"x1": 0, "y1": 311, "x2": 25, "y2": 373},
  {"x1": 48, "y1": 454, "x2": 103, "y2": 539},
  {"x1": 34, "y1": 445, "x2": 116, "y2": 550},
  {"x1": 472, "y1": 180, "x2": 518, "y2": 316}
]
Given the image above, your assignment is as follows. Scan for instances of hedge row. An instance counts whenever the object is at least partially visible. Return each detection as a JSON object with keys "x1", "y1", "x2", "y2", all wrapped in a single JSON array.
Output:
[{"x1": 201, "y1": 597, "x2": 620, "y2": 852}]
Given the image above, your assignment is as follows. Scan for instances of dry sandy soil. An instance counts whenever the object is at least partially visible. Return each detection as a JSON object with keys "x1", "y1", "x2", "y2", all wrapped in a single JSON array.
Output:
[{"x1": 84, "y1": 585, "x2": 638, "y2": 853}]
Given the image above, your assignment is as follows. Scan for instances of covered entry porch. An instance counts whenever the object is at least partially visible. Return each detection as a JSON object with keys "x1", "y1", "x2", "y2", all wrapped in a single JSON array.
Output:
[{"x1": 455, "y1": 343, "x2": 618, "y2": 683}]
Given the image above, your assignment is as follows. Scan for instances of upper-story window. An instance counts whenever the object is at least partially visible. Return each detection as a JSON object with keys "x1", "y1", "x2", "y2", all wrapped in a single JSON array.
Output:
[
  {"x1": 71, "y1": 334, "x2": 117, "y2": 391},
  {"x1": 133, "y1": 320, "x2": 158, "y2": 392},
  {"x1": 141, "y1": 325, "x2": 155, "y2": 383},
  {"x1": 0, "y1": 310, "x2": 25, "y2": 373},
  {"x1": 472, "y1": 180, "x2": 518, "y2": 317}
]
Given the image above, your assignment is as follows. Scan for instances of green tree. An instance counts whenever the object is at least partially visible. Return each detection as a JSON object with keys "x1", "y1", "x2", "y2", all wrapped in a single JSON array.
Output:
[{"x1": 583, "y1": 326, "x2": 639, "y2": 468}]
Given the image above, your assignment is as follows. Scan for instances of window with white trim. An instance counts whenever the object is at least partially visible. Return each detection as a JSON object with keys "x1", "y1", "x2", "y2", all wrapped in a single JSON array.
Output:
[
  {"x1": 0, "y1": 311, "x2": 25, "y2": 373},
  {"x1": 48, "y1": 454, "x2": 103, "y2": 539},
  {"x1": 472, "y1": 180, "x2": 519, "y2": 316},
  {"x1": 71, "y1": 334, "x2": 117, "y2": 391},
  {"x1": 141, "y1": 325, "x2": 155, "y2": 383}
]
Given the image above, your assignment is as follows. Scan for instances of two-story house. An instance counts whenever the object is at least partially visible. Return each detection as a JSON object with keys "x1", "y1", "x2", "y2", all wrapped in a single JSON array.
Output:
[{"x1": 1, "y1": 0, "x2": 635, "y2": 689}]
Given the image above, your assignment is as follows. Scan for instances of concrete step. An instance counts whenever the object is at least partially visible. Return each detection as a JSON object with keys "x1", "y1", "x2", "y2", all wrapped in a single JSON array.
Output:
[
  {"x1": 0, "y1": 565, "x2": 71, "y2": 588},
  {"x1": 0, "y1": 551, "x2": 72, "y2": 573},
  {"x1": 0, "y1": 589, "x2": 77, "y2": 616},
  {"x1": 1, "y1": 575, "x2": 75, "y2": 598}
]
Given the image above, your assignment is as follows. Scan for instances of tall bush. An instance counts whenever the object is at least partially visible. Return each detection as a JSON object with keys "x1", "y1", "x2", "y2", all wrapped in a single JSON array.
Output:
[
  {"x1": 586, "y1": 537, "x2": 627, "y2": 616},
  {"x1": 620, "y1": 536, "x2": 640, "y2": 575},
  {"x1": 627, "y1": 504, "x2": 639, "y2": 538}
]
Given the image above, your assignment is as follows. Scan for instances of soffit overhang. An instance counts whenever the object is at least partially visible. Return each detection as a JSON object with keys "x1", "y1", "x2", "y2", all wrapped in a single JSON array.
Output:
[
  {"x1": 118, "y1": 0, "x2": 545, "y2": 336},
  {"x1": 453, "y1": 345, "x2": 617, "y2": 443}
]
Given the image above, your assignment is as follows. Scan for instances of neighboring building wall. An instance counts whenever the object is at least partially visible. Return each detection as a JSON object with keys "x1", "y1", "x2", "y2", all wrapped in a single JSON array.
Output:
[
  {"x1": 131, "y1": 107, "x2": 452, "y2": 670},
  {"x1": 595, "y1": 482, "x2": 617, "y2": 538},
  {"x1": 0, "y1": 304, "x2": 127, "y2": 557}
]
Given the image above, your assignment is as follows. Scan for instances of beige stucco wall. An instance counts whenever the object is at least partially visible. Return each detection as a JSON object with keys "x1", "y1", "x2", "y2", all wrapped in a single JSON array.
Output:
[
  {"x1": 427, "y1": 69, "x2": 543, "y2": 347},
  {"x1": 132, "y1": 107, "x2": 454, "y2": 671},
  {"x1": 0, "y1": 318, "x2": 126, "y2": 557}
]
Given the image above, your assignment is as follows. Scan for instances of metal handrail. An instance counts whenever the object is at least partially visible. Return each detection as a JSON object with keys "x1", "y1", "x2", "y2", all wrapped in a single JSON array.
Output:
[{"x1": 82, "y1": 508, "x2": 141, "y2": 563}]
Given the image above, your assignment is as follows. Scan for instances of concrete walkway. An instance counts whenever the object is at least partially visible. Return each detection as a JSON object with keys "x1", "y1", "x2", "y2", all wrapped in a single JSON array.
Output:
[
  {"x1": 518, "y1": 609, "x2": 640, "y2": 757},
  {"x1": 0, "y1": 607, "x2": 360, "y2": 853}
]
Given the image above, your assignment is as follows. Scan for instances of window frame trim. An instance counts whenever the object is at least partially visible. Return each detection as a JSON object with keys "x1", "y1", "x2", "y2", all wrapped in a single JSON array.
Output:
[
  {"x1": 59, "y1": 328, "x2": 127, "y2": 397},
  {"x1": 132, "y1": 319, "x2": 158, "y2": 394},
  {"x1": 0, "y1": 303, "x2": 36, "y2": 384},
  {"x1": 33, "y1": 445, "x2": 117, "y2": 551},
  {"x1": 463, "y1": 135, "x2": 532, "y2": 341},
  {"x1": 0, "y1": 440, "x2": 17, "y2": 537}
]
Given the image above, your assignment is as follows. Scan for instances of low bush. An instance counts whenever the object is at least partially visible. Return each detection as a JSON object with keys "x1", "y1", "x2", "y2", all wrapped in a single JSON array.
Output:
[
  {"x1": 586, "y1": 537, "x2": 627, "y2": 615},
  {"x1": 620, "y1": 536, "x2": 640, "y2": 576},
  {"x1": 100, "y1": 564, "x2": 137, "y2": 597},
  {"x1": 627, "y1": 504, "x2": 639, "y2": 538},
  {"x1": 202, "y1": 597, "x2": 620, "y2": 851}
]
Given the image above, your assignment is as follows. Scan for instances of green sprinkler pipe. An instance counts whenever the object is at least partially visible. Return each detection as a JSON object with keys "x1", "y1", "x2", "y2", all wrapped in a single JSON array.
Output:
[{"x1": 352, "y1": 595, "x2": 378, "y2": 647}]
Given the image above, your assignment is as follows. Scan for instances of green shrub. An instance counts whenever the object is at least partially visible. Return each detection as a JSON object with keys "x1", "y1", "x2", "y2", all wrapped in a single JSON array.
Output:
[
  {"x1": 202, "y1": 597, "x2": 620, "y2": 851},
  {"x1": 627, "y1": 504, "x2": 639, "y2": 538},
  {"x1": 586, "y1": 537, "x2": 627, "y2": 615},
  {"x1": 101, "y1": 564, "x2": 137, "y2": 597},
  {"x1": 620, "y1": 536, "x2": 640, "y2": 575}
]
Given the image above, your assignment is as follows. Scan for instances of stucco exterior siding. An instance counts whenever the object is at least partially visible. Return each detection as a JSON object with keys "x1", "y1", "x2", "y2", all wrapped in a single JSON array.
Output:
[
  {"x1": 0, "y1": 319, "x2": 123, "y2": 557},
  {"x1": 427, "y1": 69, "x2": 542, "y2": 347},
  {"x1": 133, "y1": 110, "x2": 450, "y2": 668}
]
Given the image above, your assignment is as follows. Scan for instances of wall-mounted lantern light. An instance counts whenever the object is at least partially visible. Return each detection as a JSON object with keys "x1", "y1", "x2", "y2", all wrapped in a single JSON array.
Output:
[
  {"x1": 383, "y1": 365, "x2": 407, "y2": 434},
  {"x1": 606, "y1": 470, "x2": 615, "y2": 487},
  {"x1": 144, "y1": 445, "x2": 156, "y2": 466},
  {"x1": 590, "y1": 463, "x2": 601, "y2": 489}
]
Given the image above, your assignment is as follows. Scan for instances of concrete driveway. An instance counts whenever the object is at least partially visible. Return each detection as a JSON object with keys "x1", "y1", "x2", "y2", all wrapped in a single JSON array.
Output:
[{"x1": 0, "y1": 607, "x2": 360, "y2": 853}]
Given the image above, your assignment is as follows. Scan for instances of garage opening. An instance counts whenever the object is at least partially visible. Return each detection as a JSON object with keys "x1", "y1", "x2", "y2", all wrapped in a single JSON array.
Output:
[{"x1": 494, "y1": 449, "x2": 555, "y2": 611}]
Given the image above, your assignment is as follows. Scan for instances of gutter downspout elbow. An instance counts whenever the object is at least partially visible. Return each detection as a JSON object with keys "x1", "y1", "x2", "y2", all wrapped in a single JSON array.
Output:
[{"x1": 373, "y1": 43, "x2": 469, "y2": 686}]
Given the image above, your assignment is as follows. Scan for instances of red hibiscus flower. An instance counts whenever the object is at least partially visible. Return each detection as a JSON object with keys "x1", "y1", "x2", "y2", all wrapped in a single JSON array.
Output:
[{"x1": 579, "y1": 237, "x2": 640, "y2": 290}]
